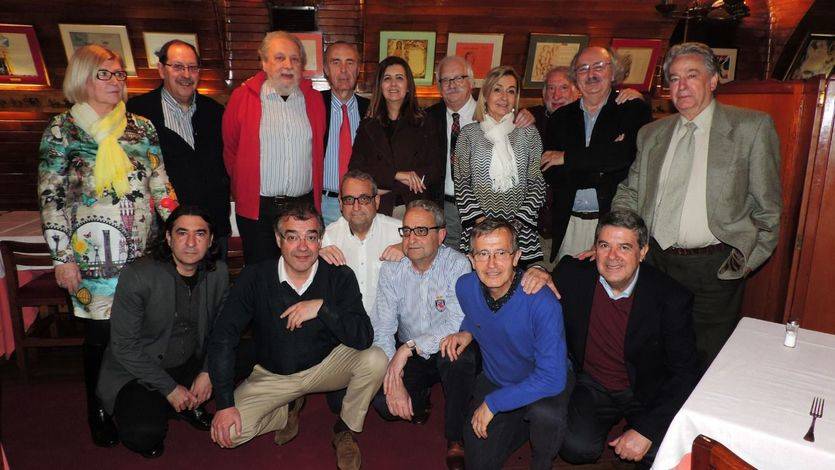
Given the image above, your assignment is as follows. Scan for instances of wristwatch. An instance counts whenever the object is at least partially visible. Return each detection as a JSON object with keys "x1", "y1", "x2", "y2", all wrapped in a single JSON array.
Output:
[{"x1": 405, "y1": 339, "x2": 417, "y2": 353}]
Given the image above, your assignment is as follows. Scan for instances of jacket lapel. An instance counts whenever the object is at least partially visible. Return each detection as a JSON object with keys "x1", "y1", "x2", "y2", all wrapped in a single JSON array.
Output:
[
  {"x1": 625, "y1": 266, "x2": 653, "y2": 356},
  {"x1": 642, "y1": 117, "x2": 677, "y2": 223},
  {"x1": 575, "y1": 263, "x2": 599, "y2": 369},
  {"x1": 705, "y1": 102, "x2": 735, "y2": 220}
]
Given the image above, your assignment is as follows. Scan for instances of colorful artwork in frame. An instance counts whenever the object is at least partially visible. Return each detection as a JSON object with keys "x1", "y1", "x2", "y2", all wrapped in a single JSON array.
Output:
[
  {"x1": 610, "y1": 38, "x2": 663, "y2": 92},
  {"x1": 379, "y1": 31, "x2": 436, "y2": 86},
  {"x1": 0, "y1": 24, "x2": 50, "y2": 86},
  {"x1": 59, "y1": 24, "x2": 137, "y2": 76},
  {"x1": 293, "y1": 31, "x2": 324, "y2": 78},
  {"x1": 712, "y1": 48, "x2": 738, "y2": 84},
  {"x1": 524, "y1": 34, "x2": 588, "y2": 89},
  {"x1": 785, "y1": 33, "x2": 835, "y2": 81},
  {"x1": 446, "y1": 33, "x2": 503, "y2": 87}
]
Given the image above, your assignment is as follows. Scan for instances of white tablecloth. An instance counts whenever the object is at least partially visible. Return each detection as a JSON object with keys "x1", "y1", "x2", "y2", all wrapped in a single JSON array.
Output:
[{"x1": 654, "y1": 317, "x2": 835, "y2": 469}]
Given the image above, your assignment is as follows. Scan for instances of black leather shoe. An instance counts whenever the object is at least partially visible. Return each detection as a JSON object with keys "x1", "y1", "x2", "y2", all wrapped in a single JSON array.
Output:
[
  {"x1": 89, "y1": 407, "x2": 119, "y2": 448},
  {"x1": 178, "y1": 406, "x2": 213, "y2": 431},
  {"x1": 411, "y1": 406, "x2": 431, "y2": 425},
  {"x1": 140, "y1": 443, "x2": 165, "y2": 459}
]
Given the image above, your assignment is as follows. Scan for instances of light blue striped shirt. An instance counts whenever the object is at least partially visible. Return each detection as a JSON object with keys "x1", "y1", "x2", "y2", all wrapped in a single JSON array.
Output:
[
  {"x1": 259, "y1": 83, "x2": 313, "y2": 197},
  {"x1": 324, "y1": 94, "x2": 361, "y2": 193},
  {"x1": 371, "y1": 245, "x2": 472, "y2": 360},
  {"x1": 573, "y1": 95, "x2": 608, "y2": 213},
  {"x1": 161, "y1": 88, "x2": 196, "y2": 148}
]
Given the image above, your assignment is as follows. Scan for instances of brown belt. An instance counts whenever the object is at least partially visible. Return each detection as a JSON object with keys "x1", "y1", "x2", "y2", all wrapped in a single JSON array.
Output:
[
  {"x1": 664, "y1": 243, "x2": 727, "y2": 256},
  {"x1": 570, "y1": 211, "x2": 600, "y2": 220}
]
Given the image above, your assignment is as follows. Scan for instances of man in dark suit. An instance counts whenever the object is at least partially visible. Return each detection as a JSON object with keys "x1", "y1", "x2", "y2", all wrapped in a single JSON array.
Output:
[
  {"x1": 542, "y1": 47, "x2": 653, "y2": 264},
  {"x1": 97, "y1": 206, "x2": 229, "y2": 459},
  {"x1": 554, "y1": 210, "x2": 699, "y2": 468},
  {"x1": 612, "y1": 42, "x2": 781, "y2": 368},
  {"x1": 321, "y1": 41, "x2": 370, "y2": 226},
  {"x1": 127, "y1": 40, "x2": 231, "y2": 257}
]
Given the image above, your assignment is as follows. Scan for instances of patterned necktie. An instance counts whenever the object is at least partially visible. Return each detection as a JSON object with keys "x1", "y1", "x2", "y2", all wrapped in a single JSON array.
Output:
[
  {"x1": 654, "y1": 121, "x2": 697, "y2": 249},
  {"x1": 338, "y1": 103, "x2": 352, "y2": 181},
  {"x1": 450, "y1": 112, "x2": 461, "y2": 178}
]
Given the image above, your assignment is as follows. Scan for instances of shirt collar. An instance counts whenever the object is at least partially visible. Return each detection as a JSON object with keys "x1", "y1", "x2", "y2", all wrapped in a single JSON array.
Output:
[
  {"x1": 598, "y1": 266, "x2": 640, "y2": 300},
  {"x1": 447, "y1": 96, "x2": 477, "y2": 119},
  {"x1": 278, "y1": 257, "x2": 319, "y2": 295},
  {"x1": 481, "y1": 269, "x2": 522, "y2": 312},
  {"x1": 331, "y1": 92, "x2": 358, "y2": 107},
  {"x1": 161, "y1": 87, "x2": 196, "y2": 112},
  {"x1": 263, "y1": 81, "x2": 302, "y2": 99},
  {"x1": 579, "y1": 91, "x2": 611, "y2": 118},
  {"x1": 679, "y1": 98, "x2": 715, "y2": 130}
]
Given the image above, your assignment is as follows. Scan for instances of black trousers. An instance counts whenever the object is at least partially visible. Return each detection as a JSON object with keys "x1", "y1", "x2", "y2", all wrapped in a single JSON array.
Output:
[
  {"x1": 559, "y1": 372, "x2": 658, "y2": 469},
  {"x1": 367, "y1": 344, "x2": 478, "y2": 442},
  {"x1": 112, "y1": 356, "x2": 202, "y2": 454},
  {"x1": 236, "y1": 193, "x2": 314, "y2": 265},
  {"x1": 646, "y1": 238, "x2": 745, "y2": 370},
  {"x1": 464, "y1": 372, "x2": 573, "y2": 470}
]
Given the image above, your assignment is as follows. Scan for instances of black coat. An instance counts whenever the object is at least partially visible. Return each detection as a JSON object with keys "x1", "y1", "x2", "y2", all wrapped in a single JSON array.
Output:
[
  {"x1": 553, "y1": 257, "x2": 699, "y2": 444},
  {"x1": 321, "y1": 89, "x2": 370, "y2": 144},
  {"x1": 127, "y1": 87, "x2": 231, "y2": 236},
  {"x1": 544, "y1": 92, "x2": 652, "y2": 259}
]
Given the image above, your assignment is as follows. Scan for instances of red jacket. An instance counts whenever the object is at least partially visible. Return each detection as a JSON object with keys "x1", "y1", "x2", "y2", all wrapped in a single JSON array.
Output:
[{"x1": 222, "y1": 72, "x2": 326, "y2": 219}]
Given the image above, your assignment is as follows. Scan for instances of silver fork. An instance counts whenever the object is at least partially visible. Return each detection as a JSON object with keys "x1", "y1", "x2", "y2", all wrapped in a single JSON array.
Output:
[{"x1": 803, "y1": 397, "x2": 825, "y2": 442}]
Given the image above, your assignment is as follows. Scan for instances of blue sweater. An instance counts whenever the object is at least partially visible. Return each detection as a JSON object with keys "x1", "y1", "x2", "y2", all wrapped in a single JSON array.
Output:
[{"x1": 456, "y1": 272, "x2": 569, "y2": 413}]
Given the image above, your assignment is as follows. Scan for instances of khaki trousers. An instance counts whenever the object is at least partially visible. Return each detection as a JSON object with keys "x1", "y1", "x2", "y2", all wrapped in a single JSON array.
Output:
[
  {"x1": 557, "y1": 215, "x2": 598, "y2": 261},
  {"x1": 229, "y1": 344, "x2": 387, "y2": 447}
]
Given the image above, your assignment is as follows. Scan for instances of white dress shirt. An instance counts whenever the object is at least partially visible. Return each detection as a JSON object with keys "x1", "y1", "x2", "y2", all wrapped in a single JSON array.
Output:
[
  {"x1": 278, "y1": 257, "x2": 318, "y2": 295},
  {"x1": 321, "y1": 214, "x2": 403, "y2": 313}
]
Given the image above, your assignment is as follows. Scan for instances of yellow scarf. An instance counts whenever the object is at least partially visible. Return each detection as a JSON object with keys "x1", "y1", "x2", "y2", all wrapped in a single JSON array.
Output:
[{"x1": 70, "y1": 101, "x2": 133, "y2": 197}]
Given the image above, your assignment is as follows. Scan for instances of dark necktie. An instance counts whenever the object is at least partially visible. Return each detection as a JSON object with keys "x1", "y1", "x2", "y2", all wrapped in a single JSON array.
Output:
[{"x1": 450, "y1": 112, "x2": 461, "y2": 178}]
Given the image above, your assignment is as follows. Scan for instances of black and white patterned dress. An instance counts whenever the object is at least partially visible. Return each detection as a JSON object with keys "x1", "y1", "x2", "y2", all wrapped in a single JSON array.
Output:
[{"x1": 453, "y1": 123, "x2": 545, "y2": 262}]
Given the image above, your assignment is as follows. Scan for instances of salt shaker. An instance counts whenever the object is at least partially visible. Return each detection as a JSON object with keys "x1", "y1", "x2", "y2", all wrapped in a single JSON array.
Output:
[{"x1": 784, "y1": 320, "x2": 799, "y2": 348}]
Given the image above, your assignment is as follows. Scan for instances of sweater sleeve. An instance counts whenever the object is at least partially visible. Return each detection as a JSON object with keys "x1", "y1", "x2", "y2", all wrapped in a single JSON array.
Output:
[
  {"x1": 316, "y1": 266, "x2": 373, "y2": 350},
  {"x1": 484, "y1": 293, "x2": 568, "y2": 413}
]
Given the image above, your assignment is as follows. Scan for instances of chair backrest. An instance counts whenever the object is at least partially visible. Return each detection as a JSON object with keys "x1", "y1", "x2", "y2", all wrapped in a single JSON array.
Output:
[
  {"x1": 226, "y1": 236, "x2": 245, "y2": 282},
  {"x1": 691, "y1": 434, "x2": 756, "y2": 470},
  {"x1": 0, "y1": 241, "x2": 55, "y2": 294}
]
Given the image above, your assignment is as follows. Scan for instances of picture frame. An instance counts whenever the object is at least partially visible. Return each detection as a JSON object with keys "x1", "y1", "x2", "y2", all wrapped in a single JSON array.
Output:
[
  {"x1": 610, "y1": 38, "x2": 663, "y2": 92},
  {"x1": 523, "y1": 34, "x2": 588, "y2": 89},
  {"x1": 712, "y1": 48, "x2": 738, "y2": 84},
  {"x1": 446, "y1": 33, "x2": 503, "y2": 87},
  {"x1": 293, "y1": 31, "x2": 324, "y2": 78},
  {"x1": 0, "y1": 24, "x2": 50, "y2": 86},
  {"x1": 379, "y1": 31, "x2": 436, "y2": 86},
  {"x1": 785, "y1": 33, "x2": 835, "y2": 81},
  {"x1": 58, "y1": 24, "x2": 136, "y2": 76},
  {"x1": 142, "y1": 32, "x2": 199, "y2": 69}
]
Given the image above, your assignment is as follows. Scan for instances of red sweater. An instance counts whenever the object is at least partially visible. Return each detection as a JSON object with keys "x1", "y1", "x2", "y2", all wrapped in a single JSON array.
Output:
[
  {"x1": 222, "y1": 72, "x2": 326, "y2": 219},
  {"x1": 584, "y1": 281, "x2": 634, "y2": 391}
]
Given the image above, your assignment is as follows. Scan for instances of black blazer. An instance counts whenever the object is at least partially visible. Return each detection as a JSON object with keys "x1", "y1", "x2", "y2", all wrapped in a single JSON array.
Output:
[
  {"x1": 127, "y1": 87, "x2": 231, "y2": 236},
  {"x1": 322, "y1": 89, "x2": 370, "y2": 142},
  {"x1": 527, "y1": 104, "x2": 550, "y2": 142},
  {"x1": 544, "y1": 92, "x2": 652, "y2": 259},
  {"x1": 554, "y1": 257, "x2": 699, "y2": 444}
]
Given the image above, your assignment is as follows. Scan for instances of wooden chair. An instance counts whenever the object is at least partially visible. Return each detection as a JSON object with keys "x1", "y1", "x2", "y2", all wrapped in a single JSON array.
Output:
[
  {"x1": 226, "y1": 236, "x2": 245, "y2": 283},
  {"x1": 691, "y1": 434, "x2": 756, "y2": 470},
  {"x1": 0, "y1": 240, "x2": 81, "y2": 382}
]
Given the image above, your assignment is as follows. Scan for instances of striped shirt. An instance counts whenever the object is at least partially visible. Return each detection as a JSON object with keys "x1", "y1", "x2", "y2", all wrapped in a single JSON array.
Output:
[
  {"x1": 324, "y1": 94, "x2": 361, "y2": 192},
  {"x1": 371, "y1": 245, "x2": 472, "y2": 360},
  {"x1": 161, "y1": 88, "x2": 196, "y2": 148},
  {"x1": 259, "y1": 83, "x2": 313, "y2": 197}
]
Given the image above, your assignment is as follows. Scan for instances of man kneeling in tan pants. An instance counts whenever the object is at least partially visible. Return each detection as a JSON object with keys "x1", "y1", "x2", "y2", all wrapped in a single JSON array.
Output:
[{"x1": 208, "y1": 202, "x2": 386, "y2": 469}]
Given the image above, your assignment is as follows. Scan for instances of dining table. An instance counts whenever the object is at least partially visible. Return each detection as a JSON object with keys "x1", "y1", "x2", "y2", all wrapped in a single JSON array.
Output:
[{"x1": 654, "y1": 316, "x2": 835, "y2": 469}]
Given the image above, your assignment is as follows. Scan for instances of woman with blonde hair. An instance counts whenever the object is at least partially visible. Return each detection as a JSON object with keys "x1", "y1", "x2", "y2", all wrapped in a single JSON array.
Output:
[
  {"x1": 38, "y1": 44, "x2": 177, "y2": 451},
  {"x1": 454, "y1": 66, "x2": 546, "y2": 264}
]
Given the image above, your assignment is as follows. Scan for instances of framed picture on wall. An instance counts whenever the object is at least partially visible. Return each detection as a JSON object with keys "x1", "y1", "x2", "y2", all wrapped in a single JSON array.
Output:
[
  {"x1": 523, "y1": 34, "x2": 588, "y2": 89},
  {"x1": 293, "y1": 32, "x2": 324, "y2": 78},
  {"x1": 0, "y1": 24, "x2": 50, "y2": 86},
  {"x1": 142, "y1": 32, "x2": 199, "y2": 69},
  {"x1": 610, "y1": 38, "x2": 663, "y2": 92},
  {"x1": 712, "y1": 48, "x2": 738, "y2": 84},
  {"x1": 59, "y1": 24, "x2": 136, "y2": 76},
  {"x1": 379, "y1": 31, "x2": 436, "y2": 86},
  {"x1": 785, "y1": 33, "x2": 835, "y2": 81},
  {"x1": 446, "y1": 33, "x2": 503, "y2": 87}
]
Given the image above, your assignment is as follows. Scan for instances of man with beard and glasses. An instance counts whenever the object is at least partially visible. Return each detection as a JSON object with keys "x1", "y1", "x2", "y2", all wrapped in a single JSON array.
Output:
[{"x1": 128, "y1": 40, "x2": 231, "y2": 257}]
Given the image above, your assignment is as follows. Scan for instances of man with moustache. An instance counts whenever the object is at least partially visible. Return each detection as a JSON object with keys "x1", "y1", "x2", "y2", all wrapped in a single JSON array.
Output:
[
  {"x1": 209, "y1": 202, "x2": 385, "y2": 470},
  {"x1": 127, "y1": 41, "x2": 231, "y2": 257},
  {"x1": 321, "y1": 42, "x2": 370, "y2": 226},
  {"x1": 554, "y1": 210, "x2": 698, "y2": 468},
  {"x1": 223, "y1": 31, "x2": 326, "y2": 264},
  {"x1": 542, "y1": 47, "x2": 653, "y2": 263},
  {"x1": 612, "y1": 42, "x2": 781, "y2": 367}
]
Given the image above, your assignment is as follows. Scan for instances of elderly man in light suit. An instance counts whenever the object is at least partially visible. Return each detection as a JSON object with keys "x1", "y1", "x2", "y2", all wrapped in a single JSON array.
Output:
[{"x1": 612, "y1": 42, "x2": 781, "y2": 369}]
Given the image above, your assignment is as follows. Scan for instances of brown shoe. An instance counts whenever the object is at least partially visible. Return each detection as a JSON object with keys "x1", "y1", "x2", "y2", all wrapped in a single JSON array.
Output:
[
  {"x1": 446, "y1": 441, "x2": 465, "y2": 470},
  {"x1": 273, "y1": 396, "x2": 305, "y2": 445},
  {"x1": 333, "y1": 430, "x2": 361, "y2": 470}
]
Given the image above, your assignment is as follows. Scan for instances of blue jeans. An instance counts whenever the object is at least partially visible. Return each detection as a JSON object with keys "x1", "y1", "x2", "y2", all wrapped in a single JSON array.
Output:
[{"x1": 321, "y1": 194, "x2": 341, "y2": 227}]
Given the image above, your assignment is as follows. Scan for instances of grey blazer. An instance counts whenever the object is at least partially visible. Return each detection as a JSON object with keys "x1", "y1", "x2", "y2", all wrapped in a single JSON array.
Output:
[
  {"x1": 612, "y1": 101, "x2": 782, "y2": 279},
  {"x1": 97, "y1": 258, "x2": 229, "y2": 414}
]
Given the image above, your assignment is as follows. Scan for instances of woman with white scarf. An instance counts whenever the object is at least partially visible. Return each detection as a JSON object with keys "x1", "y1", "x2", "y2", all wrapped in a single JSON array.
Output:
[
  {"x1": 38, "y1": 45, "x2": 178, "y2": 449},
  {"x1": 454, "y1": 66, "x2": 546, "y2": 264}
]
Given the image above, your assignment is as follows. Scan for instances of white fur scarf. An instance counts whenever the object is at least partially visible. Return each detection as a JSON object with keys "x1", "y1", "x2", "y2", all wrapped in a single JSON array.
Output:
[{"x1": 480, "y1": 113, "x2": 519, "y2": 192}]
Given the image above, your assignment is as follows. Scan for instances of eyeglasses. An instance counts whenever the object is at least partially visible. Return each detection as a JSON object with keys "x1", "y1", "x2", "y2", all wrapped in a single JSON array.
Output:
[
  {"x1": 398, "y1": 226, "x2": 444, "y2": 237},
  {"x1": 95, "y1": 69, "x2": 128, "y2": 81},
  {"x1": 164, "y1": 63, "x2": 201, "y2": 74},
  {"x1": 574, "y1": 61, "x2": 611, "y2": 75},
  {"x1": 279, "y1": 232, "x2": 321, "y2": 244},
  {"x1": 471, "y1": 249, "x2": 516, "y2": 262},
  {"x1": 439, "y1": 75, "x2": 469, "y2": 87},
  {"x1": 340, "y1": 194, "x2": 374, "y2": 206}
]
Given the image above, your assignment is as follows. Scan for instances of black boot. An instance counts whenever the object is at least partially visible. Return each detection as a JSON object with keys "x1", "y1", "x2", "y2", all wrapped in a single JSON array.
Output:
[{"x1": 83, "y1": 343, "x2": 119, "y2": 447}]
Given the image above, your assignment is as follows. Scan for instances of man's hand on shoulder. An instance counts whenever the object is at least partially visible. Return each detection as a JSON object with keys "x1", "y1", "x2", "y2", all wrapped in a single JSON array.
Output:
[
  {"x1": 609, "y1": 429, "x2": 652, "y2": 462},
  {"x1": 616, "y1": 88, "x2": 644, "y2": 104},
  {"x1": 280, "y1": 299, "x2": 324, "y2": 331},
  {"x1": 211, "y1": 407, "x2": 242, "y2": 448},
  {"x1": 380, "y1": 242, "x2": 405, "y2": 262},
  {"x1": 514, "y1": 108, "x2": 536, "y2": 128},
  {"x1": 320, "y1": 245, "x2": 347, "y2": 266},
  {"x1": 521, "y1": 266, "x2": 560, "y2": 298}
]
